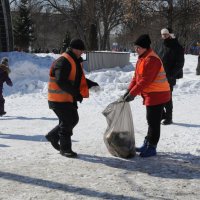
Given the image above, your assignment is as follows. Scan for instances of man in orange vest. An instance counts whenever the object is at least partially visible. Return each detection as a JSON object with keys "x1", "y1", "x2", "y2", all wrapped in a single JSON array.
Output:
[
  {"x1": 123, "y1": 34, "x2": 171, "y2": 157},
  {"x1": 46, "y1": 38, "x2": 99, "y2": 158}
]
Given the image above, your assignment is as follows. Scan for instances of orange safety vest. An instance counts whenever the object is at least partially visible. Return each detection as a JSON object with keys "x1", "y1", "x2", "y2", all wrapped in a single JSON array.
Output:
[
  {"x1": 136, "y1": 50, "x2": 170, "y2": 93},
  {"x1": 48, "y1": 53, "x2": 89, "y2": 102}
]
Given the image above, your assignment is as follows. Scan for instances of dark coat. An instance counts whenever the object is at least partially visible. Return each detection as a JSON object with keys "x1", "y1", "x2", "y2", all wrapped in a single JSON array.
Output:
[
  {"x1": 48, "y1": 49, "x2": 98, "y2": 109},
  {"x1": 157, "y1": 38, "x2": 185, "y2": 86},
  {"x1": 0, "y1": 64, "x2": 13, "y2": 94}
]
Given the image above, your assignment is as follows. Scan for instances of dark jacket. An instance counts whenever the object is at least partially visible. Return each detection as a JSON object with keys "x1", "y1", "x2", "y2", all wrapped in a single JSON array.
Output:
[
  {"x1": 157, "y1": 38, "x2": 185, "y2": 86},
  {"x1": 48, "y1": 49, "x2": 98, "y2": 109},
  {"x1": 0, "y1": 64, "x2": 13, "y2": 94}
]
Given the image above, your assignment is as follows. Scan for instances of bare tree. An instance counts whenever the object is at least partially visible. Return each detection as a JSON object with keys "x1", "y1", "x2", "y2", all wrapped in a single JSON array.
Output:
[{"x1": 42, "y1": 0, "x2": 124, "y2": 50}]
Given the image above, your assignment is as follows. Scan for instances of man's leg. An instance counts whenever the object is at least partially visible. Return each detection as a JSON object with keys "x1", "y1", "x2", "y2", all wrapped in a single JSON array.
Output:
[
  {"x1": 55, "y1": 104, "x2": 79, "y2": 157},
  {"x1": 0, "y1": 94, "x2": 6, "y2": 115},
  {"x1": 140, "y1": 104, "x2": 164, "y2": 157},
  {"x1": 45, "y1": 124, "x2": 60, "y2": 151},
  {"x1": 162, "y1": 86, "x2": 173, "y2": 125}
]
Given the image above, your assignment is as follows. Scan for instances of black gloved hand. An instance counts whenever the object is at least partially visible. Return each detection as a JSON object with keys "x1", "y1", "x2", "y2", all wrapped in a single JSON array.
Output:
[
  {"x1": 123, "y1": 90, "x2": 129, "y2": 99},
  {"x1": 124, "y1": 93, "x2": 135, "y2": 102},
  {"x1": 91, "y1": 82, "x2": 99, "y2": 87},
  {"x1": 168, "y1": 76, "x2": 176, "y2": 86},
  {"x1": 86, "y1": 79, "x2": 99, "y2": 89},
  {"x1": 75, "y1": 93, "x2": 83, "y2": 103}
]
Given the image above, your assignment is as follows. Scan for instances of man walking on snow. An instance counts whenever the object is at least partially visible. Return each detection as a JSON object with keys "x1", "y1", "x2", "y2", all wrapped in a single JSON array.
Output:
[
  {"x1": 157, "y1": 28, "x2": 185, "y2": 125},
  {"x1": 46, "y1": 39, "x2": 99, "y2": 158}
]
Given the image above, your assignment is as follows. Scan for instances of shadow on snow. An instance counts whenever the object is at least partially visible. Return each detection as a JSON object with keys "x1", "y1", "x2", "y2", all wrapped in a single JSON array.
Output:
[
  {"x1": 0, "y1": 133, "x2": 47, "y2": 142},
  {"x1": 0, "y1": 116, "x2": 57, "y2": 121},
  {"x1": 0, "y1": 144, "x2": 10, "y2": 147},
  {"x1": 0, "y1": 133, "x2": 78, "y2": 143},
  {"x1": 0, "y1": 171, "x2": 136, "y2": 200},
  {"x1": 172, "y1": 122, "x2": 200, "y2": 128},
  {"x1": 78, "y1": 153, "x2": 200, "y2": 180}
]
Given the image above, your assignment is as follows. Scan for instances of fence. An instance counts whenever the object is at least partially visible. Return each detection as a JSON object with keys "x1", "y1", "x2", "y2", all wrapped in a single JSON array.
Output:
[{"x1": 83, "y1": 51, "x2": 130, "y2": 71}]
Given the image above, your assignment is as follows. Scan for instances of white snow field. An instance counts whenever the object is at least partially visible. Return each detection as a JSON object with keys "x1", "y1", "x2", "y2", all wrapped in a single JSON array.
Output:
[{"x1": 0, "y1": 52, "x2": 200, "y2": 200}]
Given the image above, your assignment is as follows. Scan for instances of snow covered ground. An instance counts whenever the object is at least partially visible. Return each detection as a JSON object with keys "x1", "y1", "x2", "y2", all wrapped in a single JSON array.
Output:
[{"x1": 0, "y1": 52, "x2": 200, "y2": 200}]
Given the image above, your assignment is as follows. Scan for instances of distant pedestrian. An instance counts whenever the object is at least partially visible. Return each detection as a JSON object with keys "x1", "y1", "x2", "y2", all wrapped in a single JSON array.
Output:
[
  {"x1": 196, "y1": 53, "x2": 200, "y2": 75},
  {"x1": 0, "y1": 57, "x2": 13, "y2": 116},
  {"x1": 157, "y1": 28, "x2": 185, "y2": 125}
]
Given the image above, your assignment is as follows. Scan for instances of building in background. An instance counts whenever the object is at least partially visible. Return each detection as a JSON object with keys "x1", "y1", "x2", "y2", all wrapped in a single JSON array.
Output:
[{"x1": 0, "y1": 0, "x2": 13, "y2": 51}]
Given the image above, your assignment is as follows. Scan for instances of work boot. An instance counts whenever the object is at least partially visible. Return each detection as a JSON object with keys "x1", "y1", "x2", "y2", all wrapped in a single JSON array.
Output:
[
  {"x1": 140, "y1": 145, "x2": 157, "y2": 157},
  {"x1": 162, "y1": 119, "x2": 173, "y2": 125},
  {"x1": 59, "y1": 133, "x2": 77, "y2": 158},
  {"x1": 0, "y1": 111, "x2": 6, "y2": 116},
  {"x1": 136, "y1": 139, "x2": 148, "y2": 153},
  {"x1": 60, "y1": 150, "x2": 78, "y2": 158},
  {"x1": 45, "y1": 134, "x2": 60, "y2": 151}
]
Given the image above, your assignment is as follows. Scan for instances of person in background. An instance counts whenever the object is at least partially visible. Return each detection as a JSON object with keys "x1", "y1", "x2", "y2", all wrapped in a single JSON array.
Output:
[
  {"x1": 46, "y1": 39, "x2": 99, "y2": 158},
  {"x1": 0, "y1": 57, "x2": 13, "y2": 116},
  {"x1": 196, "y1": 51, "x2": 200, "y2": 75},
  {"x1": 158, "y1": 28, "x2": 185, "y2": 125},
  {"x1": 123, "y1": 34, "x2": 171, "y2": 157}
]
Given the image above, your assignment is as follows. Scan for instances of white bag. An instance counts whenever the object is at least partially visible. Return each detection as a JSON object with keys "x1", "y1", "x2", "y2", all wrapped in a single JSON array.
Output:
[{"x1": 102, "y1": 99, "x2": 136, "y2": 158}]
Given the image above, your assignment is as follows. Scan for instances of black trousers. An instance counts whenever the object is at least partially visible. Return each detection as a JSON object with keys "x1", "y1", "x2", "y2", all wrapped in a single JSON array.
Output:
[
  {"x1": 48, "y1": 104, "x2": 79, "y2": 151},
  {"x1": 163, "y1": 84, "x2": 174, "y2": 120},
  {"x1": 0, "y1": 94, "x2": 5, "y2": 113},
  {"x1": 145, "y1": 103, "x2": 165, "y2": 146}
]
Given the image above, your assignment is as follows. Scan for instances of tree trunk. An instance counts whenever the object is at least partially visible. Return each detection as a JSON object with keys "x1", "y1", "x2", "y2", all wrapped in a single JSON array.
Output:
[
  {"x1": 88, "y1": 23, "x2": 98, "y2": 51},
  {"x1": 167, "y1": 0, "x2": 173, "y2": 29}
]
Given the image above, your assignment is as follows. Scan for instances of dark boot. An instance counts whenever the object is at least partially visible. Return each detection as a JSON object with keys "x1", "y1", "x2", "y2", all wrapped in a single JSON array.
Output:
[
  {"x1": 162, "y1": 118, "x2": 173, "y2": 125},
  {"x1": 45, "y1": 125, "x2": 60, "y2": 151},
  {"x1": 59, "y1": 133, "x2": 77, "y2": 158},
  {"x1": 136, "y1": 139, "x2": 148, "y2": 153},
  {"x1": 0, "y1": 111, "x2": 6, "y2": 116},
  {"x1": 162, "y1": 111, "x2": 173, "y2": 125},
  {"x1": 140, "y1": 144, "x2": 157, "y2": 157}
]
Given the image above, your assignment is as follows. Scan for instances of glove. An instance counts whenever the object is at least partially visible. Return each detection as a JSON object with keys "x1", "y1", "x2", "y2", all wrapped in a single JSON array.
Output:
[
  {"x1": 123, "y1": 90, "x2": 129, "y2": 99},
  {"x1": 124, "y1": 93, "x2": 135, "y2": 102},
  {"x1": 75, "y1": 93, "x2": 83, "y2": 103},
  {"x1": 167, "y1": 76, "x2": 176, "y2": 86},
  {"x1": 86, "y1": 79, "x2": 99, "y2": 88},
  {"x1": 91, "y1": 82, "x2": 99, "y2": 87}
]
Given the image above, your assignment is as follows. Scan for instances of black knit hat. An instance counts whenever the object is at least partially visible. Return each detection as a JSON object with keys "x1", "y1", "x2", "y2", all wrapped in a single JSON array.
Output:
[
  {"x1": 69, "y1": 38, "x2": 85, "y2": 50},
  {"x1": 134, "y1": 34, "x2": 151, "y2": 49}
]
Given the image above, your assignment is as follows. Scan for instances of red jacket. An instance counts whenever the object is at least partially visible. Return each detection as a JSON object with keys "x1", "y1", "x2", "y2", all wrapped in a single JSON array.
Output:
[{"x1": 129, "y1": 49, "x2": 171, "y2": 106}]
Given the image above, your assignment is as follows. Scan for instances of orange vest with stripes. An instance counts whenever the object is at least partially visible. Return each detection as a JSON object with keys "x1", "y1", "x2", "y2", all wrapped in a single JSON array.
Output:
[
  {"x1": 48, "y1": 53, "x2": 89, "y2": 103},
  {"x1": 136, "y1": 50, "x2": 170, "y2": 93}
]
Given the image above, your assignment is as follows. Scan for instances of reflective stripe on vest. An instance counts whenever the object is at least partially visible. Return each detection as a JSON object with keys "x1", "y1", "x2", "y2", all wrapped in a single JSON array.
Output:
[
  {"x1": 136, "y1": 50, "x2": 170, "y2": 93},
  {"x1": 48, "y1": 53, "x2": 89, "y2": 102}
]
